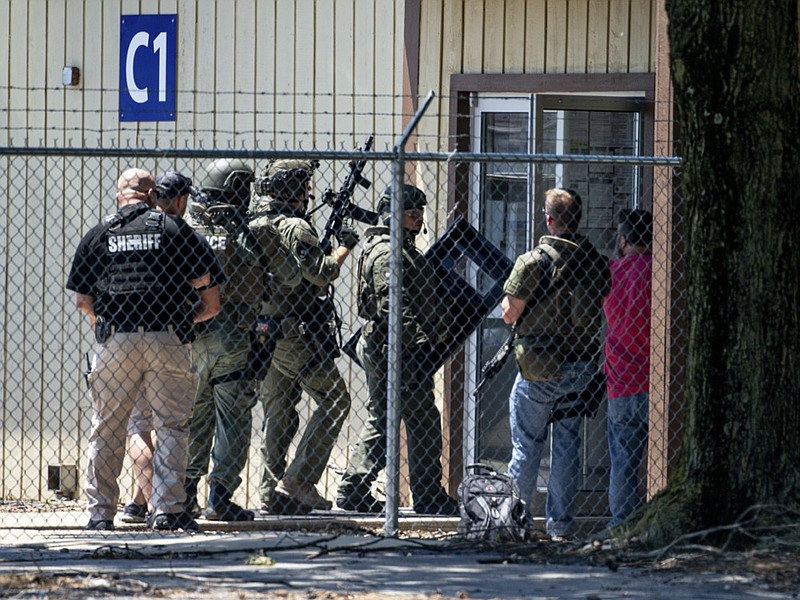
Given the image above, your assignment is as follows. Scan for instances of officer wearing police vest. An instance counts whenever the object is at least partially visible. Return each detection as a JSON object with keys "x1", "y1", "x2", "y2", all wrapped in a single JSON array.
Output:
[
  {"x1": 335, "y1": 184, "x2": 458, "y2": 515},
  {"x1": 66, "y1": 167, "x2": 223, "y2": 532},
  {"x1": 252, "y1": 158, "x2": 357, "y2": 515},
  {"x1": 183, "y1": 159, "x2": 301, "y2": 521}
]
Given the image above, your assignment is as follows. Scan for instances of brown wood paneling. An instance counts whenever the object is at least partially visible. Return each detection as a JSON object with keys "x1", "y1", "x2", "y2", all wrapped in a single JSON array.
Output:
[
  {"x1": 404, "y1": 0, "x2": 422, "y2": 115},
  {"x1": 648, "y1": 0, "x2": 683, "y2": 499},
  {"x1": 451, "y1": 71, "x2": 655, "y2": 94}
]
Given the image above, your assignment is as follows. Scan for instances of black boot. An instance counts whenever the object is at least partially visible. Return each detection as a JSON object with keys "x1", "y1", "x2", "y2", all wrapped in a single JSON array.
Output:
[
  {"x1": 336, "y1": 477, "x2": 384, "y2": 514},
  {"x1": 205, "y1": 482, "x2": 255, "y2": 522},
  {"x1": 184, "y1": 478, "x2": 202, "y2": 518},
  {"x1": 413, "y1": 487, "x2": 459, "y2": 516}
]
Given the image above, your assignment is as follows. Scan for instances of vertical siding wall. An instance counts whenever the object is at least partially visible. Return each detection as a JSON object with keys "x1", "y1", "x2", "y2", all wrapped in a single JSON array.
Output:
[
  {"x1": 1, "y1": 0, "x2": 405, "y2": 149},
  {"x1": 412, "y1": 0, "x2": 657, "y2": 232},
  {"x1": 0, "y1": 0, "x2": 404, "y2": 501},
  {"x1": 415, "y1": 0, "x2": 656, "y2": 152}
]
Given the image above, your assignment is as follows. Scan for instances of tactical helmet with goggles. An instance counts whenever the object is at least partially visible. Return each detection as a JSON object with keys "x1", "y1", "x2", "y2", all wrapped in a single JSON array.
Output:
[
  {"x1": 200, "y1": 158, "x2": 255, "y2": 207},
  {"x1": 257, "y1": 159, "x2": 318, "y2": 200},
  {"x1": 376, "y1": 184, "x2": 427, "y2": 215}
]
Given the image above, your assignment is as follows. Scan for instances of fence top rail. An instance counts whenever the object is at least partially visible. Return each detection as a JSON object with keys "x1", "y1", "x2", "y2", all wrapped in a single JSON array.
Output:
[{"x1": 0, "y1": 146, "x2": 681, "y2": 166}]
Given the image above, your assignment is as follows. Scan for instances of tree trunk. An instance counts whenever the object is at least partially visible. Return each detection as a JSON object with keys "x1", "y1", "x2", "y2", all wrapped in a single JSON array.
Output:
[{"x1": 643, "y1": 0, "x2": 800, "y2": 543}]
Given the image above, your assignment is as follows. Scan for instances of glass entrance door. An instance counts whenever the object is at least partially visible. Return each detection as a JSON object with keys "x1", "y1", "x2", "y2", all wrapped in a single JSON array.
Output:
[{"x1": 467, "y1": 94, "x2": 645, "y2": 486}]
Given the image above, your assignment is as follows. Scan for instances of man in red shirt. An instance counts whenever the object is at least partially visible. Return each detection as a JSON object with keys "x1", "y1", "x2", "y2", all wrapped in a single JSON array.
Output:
[{"x1": 603, "y1": 208, "x2": 653, "y2": 527}]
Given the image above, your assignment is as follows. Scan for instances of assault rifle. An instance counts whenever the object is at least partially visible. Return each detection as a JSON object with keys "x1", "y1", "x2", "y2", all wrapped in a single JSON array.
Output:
[
  {"x1": 189, "y1": 191, "x2": 249, "y2": 237},
  {"x1": 318, "y1": 136, "x2": 380, "y2": 254},
  {"x1": 473, "y1": 322, "x2": 518, "y2": 398}
]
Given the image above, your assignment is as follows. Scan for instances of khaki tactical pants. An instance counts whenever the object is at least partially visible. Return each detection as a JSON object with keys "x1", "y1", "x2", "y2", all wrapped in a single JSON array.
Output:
[
  {"x1": 258, "y1": 327, "x2": 351, "y2": 504},
  {"x1": 86, "y1": 331, "x2": 198, "y2": 520}
]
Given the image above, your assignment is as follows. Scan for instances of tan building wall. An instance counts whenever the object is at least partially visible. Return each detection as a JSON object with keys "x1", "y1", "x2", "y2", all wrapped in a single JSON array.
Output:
[
  {"x1": 413, "y1": 0, "x2": 656, "y2": 146},
  {"x1": 0, "y1": 0, "x2": 407, "y2": 502},
  {"x1": 0, "y1": 0, "x2": 406, "y2": 149},
  {"x1": 1, "y1": 0, "x2": 673, "y2": 507}
]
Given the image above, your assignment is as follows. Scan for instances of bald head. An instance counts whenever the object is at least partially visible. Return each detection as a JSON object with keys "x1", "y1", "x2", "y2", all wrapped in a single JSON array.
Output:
[{"x1": 116, "y1": 168, "x2": 156, "y2": 207}]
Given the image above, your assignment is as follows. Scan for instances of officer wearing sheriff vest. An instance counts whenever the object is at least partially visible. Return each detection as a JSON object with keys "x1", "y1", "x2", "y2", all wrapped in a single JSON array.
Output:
[
  {"x1": 120, "y1": 170, "x2": 198, "y2": 525},
  {"x1": 66, "y1": 167, "x2": 223, "y2": 532},
  {"x1": 182, "y1": 159, "x2": 301, "y2": 522}
]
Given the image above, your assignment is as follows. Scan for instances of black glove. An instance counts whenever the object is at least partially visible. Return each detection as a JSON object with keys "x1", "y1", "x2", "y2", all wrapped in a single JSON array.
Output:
[
  {"x1": 336, "y1": 226, "x2": 360, "y2": 250},
  {"x1": 206, "y1": 204, "x2": 240, "y2": 234}
]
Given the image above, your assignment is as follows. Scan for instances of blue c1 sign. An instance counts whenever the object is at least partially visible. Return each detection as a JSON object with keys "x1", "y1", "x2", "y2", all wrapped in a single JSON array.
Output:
[{"x1": 119, "y1": 14, "x2": 177, "y2": 122}]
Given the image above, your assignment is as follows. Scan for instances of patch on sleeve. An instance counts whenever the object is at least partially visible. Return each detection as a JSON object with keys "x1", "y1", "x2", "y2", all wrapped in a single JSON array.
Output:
[{"x1": 296, "y1": 241, "x2": 314, "y2": 260}]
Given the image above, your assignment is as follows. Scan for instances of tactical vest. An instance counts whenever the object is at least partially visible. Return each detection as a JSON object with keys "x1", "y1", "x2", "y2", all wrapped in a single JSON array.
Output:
[
  {"x1": 264, "y1": 214, "x2": 336, "y2": 319},
  {"x1": 356, "y1": 227, "x2": 390, "y2": 320},
  {"x1": 97, "y1": 206, "x2": 166, "y2": 298},
  {"x1": 356, "y1": 226, "x2": 442, "y2": 346},
  {"x1": 518, "y1": 234, "x2": 607, "y2": 350},
  {"x1": 187, "y1": 203, "x2": 264, "y2": 306}
]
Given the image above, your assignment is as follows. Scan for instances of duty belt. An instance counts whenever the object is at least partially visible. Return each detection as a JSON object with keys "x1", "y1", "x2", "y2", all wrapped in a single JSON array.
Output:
[{"x1": 109, "y1": 324, "x2": 176, "y2": 334}]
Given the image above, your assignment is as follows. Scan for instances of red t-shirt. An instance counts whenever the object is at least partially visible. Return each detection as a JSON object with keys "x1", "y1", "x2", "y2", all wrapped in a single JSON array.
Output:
[{"x1": 603, "y1": 253, "x2": 652, "y2": 398}]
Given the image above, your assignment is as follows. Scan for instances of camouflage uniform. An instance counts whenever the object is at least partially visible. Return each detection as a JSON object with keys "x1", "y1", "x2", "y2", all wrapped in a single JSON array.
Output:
[
  {"x1": 254, "y1": 160, "x2": 353, "y2": 513},
  {"x1": 336, "y1": 184, "x2": 458, "y2": 515}
]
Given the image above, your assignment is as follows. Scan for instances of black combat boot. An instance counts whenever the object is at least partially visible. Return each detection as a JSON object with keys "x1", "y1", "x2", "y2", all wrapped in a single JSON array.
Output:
[
  {"x1": 184, "y1": 477, "x2": 202, "y2": 519},
  {"x1": 205, "y1": 482, "x2": 255, "y2": 521},
  {"x1": 335, "y1": 477, "x2": 384, "y2": 514}
]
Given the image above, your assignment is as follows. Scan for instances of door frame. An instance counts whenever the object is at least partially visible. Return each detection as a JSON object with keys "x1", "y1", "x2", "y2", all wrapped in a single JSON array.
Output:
[{"x1": 443, "y1": 73, "x2": 656, "y2": 487}]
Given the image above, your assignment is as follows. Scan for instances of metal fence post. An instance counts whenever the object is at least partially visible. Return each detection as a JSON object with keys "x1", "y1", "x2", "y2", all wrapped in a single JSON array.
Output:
[{"x1": 385, "y1": 91, "x2": 436, "y2": 537}]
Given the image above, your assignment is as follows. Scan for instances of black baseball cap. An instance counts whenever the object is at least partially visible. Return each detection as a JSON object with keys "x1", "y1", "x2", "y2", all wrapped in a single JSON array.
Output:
[{"x1": 155, "y1": 171, "x2": 196, "y2": 200}]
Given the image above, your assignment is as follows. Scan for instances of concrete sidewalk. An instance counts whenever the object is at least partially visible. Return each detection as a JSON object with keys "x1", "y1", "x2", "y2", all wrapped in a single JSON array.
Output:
[{"x1": 0, "y1": 509, "x2": 793, "y2": 599}]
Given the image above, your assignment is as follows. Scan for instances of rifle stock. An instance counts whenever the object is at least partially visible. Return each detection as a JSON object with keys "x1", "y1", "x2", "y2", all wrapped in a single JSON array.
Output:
[{"x1": 473, "y1": 324, "x2": 517, "y2": 397}]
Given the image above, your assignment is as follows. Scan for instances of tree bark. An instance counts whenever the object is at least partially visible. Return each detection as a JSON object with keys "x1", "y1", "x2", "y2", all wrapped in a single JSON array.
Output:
[{"x1": 642, "y1": 0, "x2": 800, "y2": 543}]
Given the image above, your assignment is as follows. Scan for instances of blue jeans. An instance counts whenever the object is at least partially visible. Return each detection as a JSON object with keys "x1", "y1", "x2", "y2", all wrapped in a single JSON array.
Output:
[
  {"x1": 607, "y1": 392, "x2": 649, "y2": 527},
  {"x1": 507, "y1": 361, "x2": 595, "y2": 536}
]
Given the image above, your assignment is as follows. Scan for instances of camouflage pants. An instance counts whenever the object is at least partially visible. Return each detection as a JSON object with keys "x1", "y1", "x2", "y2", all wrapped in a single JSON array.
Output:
[
  {"x1": 339, "y1": 335, "x2": 446, "y2": 505},
  {"x1": 258, "y1": 325, "x2": 351, "y2": 504}
]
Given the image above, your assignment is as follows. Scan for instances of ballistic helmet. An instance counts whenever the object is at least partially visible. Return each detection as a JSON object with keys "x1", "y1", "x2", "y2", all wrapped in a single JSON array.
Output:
[
  {"x1": 376, "y1": 184, "x2": 427, "y2": 215},
  {"x1": 259, "y1": 159, "x2": 317, "y2": 200},
  {"x1": 200, "y1": 158, "x2": 255, "y2": 206}
]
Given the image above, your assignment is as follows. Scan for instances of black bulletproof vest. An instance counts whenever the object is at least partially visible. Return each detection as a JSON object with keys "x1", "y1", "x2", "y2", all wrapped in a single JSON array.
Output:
[{"x1": 91, "y1": 205, "x2": 184, "y2": 330}]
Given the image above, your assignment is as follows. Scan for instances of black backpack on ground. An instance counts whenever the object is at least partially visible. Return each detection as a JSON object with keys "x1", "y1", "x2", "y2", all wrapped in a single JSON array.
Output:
[{"x1": 457, "y1": 464, "x2": 529, "y2": 542}]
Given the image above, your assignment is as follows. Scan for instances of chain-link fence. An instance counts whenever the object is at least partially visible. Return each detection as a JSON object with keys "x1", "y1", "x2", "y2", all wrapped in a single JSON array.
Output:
[{"x1": 0, "y1": 143, "x2": 683, "y2": 539}]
